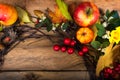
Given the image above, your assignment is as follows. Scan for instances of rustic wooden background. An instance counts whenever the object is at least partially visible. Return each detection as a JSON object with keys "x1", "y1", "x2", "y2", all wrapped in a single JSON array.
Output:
[{"x1": 0, "y1": 0, "x2": 120, "y2": 80}]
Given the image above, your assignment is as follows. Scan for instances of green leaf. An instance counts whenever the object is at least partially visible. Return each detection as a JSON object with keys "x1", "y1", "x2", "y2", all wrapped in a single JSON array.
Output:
[
  {"x1": 0, "y1": 27, "x2": 3, "y2": 31},
  {"x1": 35, "y1": 21, "x2": 44, "y2": 28},
  {"x1": 105, "y1": 10, "x2": 110, "y2": 18},
  {"x1": 101, "y1": 41, "x2": 110, "y2": 48},
  {"x1": 15, "y1": 6, "x2": 32, "y2": 23},
  {"x1": 44, "y1": 18, "x2": 52, "y2": 31},
  {"x1": 91, "y1": 41, "x2": 101, "y2": 49},
  {"x1": 56, "y1": 0, "x2": 72, "y2": 20},
  {"x1": 61, "y1": 22, "x2": 69, "y2": 30},
  {"x1": 96, "y1": 23, "x2": 106, "y2": 37},
  {"x1": 109, "y1": 18, "x2": 120, "y2": 26},
  {"x1": 109, "y1": 10, "x2": 119, "y2": 19},
  {"x1": 35, "y1": 18, "x2": 52, "y2": 32},
  {"x1": 106, "y1": 18, "x2": 120, "y2": 31}
]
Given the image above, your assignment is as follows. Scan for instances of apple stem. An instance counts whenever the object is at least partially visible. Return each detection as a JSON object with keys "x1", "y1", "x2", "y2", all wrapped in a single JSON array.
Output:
[{"x1": 86, "y1": 7, "x2": 92, "y2": 15}]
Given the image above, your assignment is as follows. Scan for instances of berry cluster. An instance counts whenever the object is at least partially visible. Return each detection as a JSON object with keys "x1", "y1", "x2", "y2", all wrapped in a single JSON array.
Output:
[
  {"x1": 101, "y1": 63, "x2": 120, "y2": 79},
  {"x1": 78, "y1": 45, "x2": 89, "y2": 56},
  {"x1": 53, "y1": 37, "x2": 89, "y2": 56},
  {"x1": 53, "y1": 38, "x2": 76, "y2": 54}
]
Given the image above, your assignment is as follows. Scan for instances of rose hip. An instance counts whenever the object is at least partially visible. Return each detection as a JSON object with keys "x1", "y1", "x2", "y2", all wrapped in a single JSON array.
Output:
[
  {"x1": 67, "y1": 47, "x2": 74, "y2": 54},
  {"x1": 63, "y1": 38, "x2": 71, "y2": 45},
  {"x1": 61, "y1": 46, "x2": 67, "y2": 52},
  {"x1": 53, "y1": 44, "x2": 60, "y2": 51},
  {"x1": 82, "y1": 46, "x2": 89, "y2": 53}
]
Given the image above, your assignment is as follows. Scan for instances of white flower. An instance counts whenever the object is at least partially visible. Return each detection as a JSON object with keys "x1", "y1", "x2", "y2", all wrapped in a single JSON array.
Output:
[
  {"x1": 108, "y1": 16, "x2": 114, "y2": 21},
  {"x1": 102, "y1": 31, "x2": 110, "y2": 39},
  {"x1": 103, "y1": 22, "x2": 108, "y2": 27},
  {"x1": 41, "y1": 16, "x2": 46, "y2": 20},
  {"x1": 52, "y1": 23, "x2": 56, "y2": 30},
  {"x1": 101, "y1": 48, "x2": 106, "y2": 52}
]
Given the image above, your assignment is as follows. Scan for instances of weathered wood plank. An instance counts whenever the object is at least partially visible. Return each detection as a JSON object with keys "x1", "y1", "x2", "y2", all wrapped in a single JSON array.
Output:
[
  {"x1": 0, "y1": 0, "x2": 120, "y2": 80},
  {"x1": 0, "y1": 71, "x2": 92, "y2": 80},
  {"x1": 1, "y1": 37, "x2": 87, "y2": 70}
]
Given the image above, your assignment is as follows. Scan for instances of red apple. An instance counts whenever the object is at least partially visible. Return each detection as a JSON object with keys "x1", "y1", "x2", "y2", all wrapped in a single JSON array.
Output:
[
  {"x1": 0, "y1": 3, "x2": 18, "y2": 26},
  {"x1": 73, "y1": 2, "x2": 100, "y2": 27}
]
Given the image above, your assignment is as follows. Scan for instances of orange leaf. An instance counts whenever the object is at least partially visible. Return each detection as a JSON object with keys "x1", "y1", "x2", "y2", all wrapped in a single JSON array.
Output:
[{"x1": 47, "y1": 5, "x2": 67, "y2": 24}]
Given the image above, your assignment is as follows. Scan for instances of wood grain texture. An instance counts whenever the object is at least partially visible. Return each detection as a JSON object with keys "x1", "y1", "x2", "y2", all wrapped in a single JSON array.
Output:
[
  {"x1": 0, "y1": 71, "x2": 92, "y2": 80},
  {"x1": 0, "y1": 0, "x2": 26, "y2": 8},
  {"x1": 2, "y1": 38, "x2": 86, "y2": 70},
  {"x1": 0, "y1": 0, "x2": 120, "y2": 80}
]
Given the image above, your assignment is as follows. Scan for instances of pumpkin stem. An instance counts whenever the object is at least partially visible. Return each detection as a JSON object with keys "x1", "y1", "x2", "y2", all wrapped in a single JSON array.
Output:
[{"x1": 82, "y1": 32, "x2": 86, "y2": 36}]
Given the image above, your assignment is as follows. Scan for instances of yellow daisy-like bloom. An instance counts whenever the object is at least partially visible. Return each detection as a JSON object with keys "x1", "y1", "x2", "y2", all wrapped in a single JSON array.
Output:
[{"x1": 109, "y1": 26, "x2": 120, "y2": 44}]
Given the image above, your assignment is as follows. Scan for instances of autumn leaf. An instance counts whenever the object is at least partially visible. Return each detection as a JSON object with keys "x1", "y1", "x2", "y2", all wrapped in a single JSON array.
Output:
[
  {"x1": 96, "y1": 42, "x2": 114, "y2": 76},
  {"x1": 47, "y1": 5, "x2": 67, "y2": 24},
  {"x1": 34, "y1": 10, "x2": 45, "y2": 19},
  {"x1": 16, "y1": 6, "x2": 32, "y2": 24},
  {"x1": 91, "y1": 25, "x2": 98, "y2": 41}
]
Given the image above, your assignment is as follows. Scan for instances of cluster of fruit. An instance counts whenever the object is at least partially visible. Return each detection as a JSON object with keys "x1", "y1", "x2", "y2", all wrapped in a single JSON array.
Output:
[
  {"x1": 53, "y1": 38, "x2": 89, "y2": 56},
  {"x1": 101, "y1": 63, "x2": 120, "y2": 79},
  {"x1": 53, "y1": 38, "x2": 76, "y2": 54}
]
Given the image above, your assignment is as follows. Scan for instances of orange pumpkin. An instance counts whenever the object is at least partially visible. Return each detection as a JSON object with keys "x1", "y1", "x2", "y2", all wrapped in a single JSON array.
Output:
[
  {"x1": 0, "y1": 3, "x2": 18, "y2": 26},
  {"x1": 76, "y1": 27, "x2": 94, "y2": 44}
]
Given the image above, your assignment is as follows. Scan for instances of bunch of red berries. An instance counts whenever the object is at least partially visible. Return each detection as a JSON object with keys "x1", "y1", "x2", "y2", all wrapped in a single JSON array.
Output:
[
  {"x1": 101, "y1": 63, "x2": 120, "y2": 79},
  {"x1": 53, "y1": 37, "x2": 89, "y2": 55},
  {"x1": 77, "y1": 45, "x2": 89, "y2": 56},
  {"x1": 53, "y1": 38, "x2": 76, "y2": 54}
]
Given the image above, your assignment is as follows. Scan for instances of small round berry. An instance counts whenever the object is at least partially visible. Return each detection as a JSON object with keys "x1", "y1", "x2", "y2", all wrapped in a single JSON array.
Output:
[
  {"x1": 116, "y1": 63, "x2": 120, "y2": 68},
  {"x1": 82, "y1": 46, "x2": 89, "y2": 53},
  {"x1": 104, "y1": 73, "x2": 109, "y2": 78},
  {"x1": 61, "y1": 46, "x2": 67, "y2": 52},
  {"x1": 114, "y1": 67, "x2": 120, "y2": 71},
  {"x1": 64, "y1": 38, "x2": 71, "y2": 45},
  {"x1": 67, "y1": 47, "x2": 74, "y2": 54},
  {"x1": 53, "y1": 44, "x2": 60, "y2": 51},
  {"x1": 78, "y1": 51, "x2": 84, "y2": 56},
  {"x1": 70, "y1": 40, "x2": 76, "y2": 46},
  {"x1": 104, "y1": 67, "x2": 113, "y2": 74},
  {"x1": 111, "y1": 71, "x2": 119, "y2": 79},
  {"x1": 4, "y1": 37, "x2": 11, "y2": 42}
]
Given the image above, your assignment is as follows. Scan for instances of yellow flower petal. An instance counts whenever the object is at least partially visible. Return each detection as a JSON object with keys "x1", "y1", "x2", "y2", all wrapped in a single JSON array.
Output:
[{"x1": 109, "y1": 28, "x2": 120, "y2": 44}]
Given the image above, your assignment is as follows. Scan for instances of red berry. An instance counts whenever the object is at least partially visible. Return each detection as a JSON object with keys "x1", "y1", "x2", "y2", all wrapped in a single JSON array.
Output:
[
  {"x1": 104, "y1": 73, "x2": 109, "y2": 78},
  {"x1": 78, "y1": 51, "x2": 84, "y2": 56},
  {"x1": 4, "y1": 37, "x2": 11, "y2": 42},
  {"x1": 53, "y1": 44, "x2": 60, "y2": 51},
  {"x1": 104, "y1": 67, "x2": 113, "y2": 74},
  {"x1": 70, "y1": 40, "x2": 76, "y2": 46},
  {"x1": 116, "y1": 63, "x2": 120, "y2": 68},
  {"x1": 67, "y1": 47, "x2": 74, "y2": 54},
  {"x1": 36, "y1": 18, "x2": 39, "y2": 24},
  {"x1": 64, "y1": 38, "x2": 71, "y2": 45},
  {"x1": 114, "y1": 67, "x2": 120, "y2": 71},
  {"x1": 111, "y1": 71, "x2": 119, "y2": 79},
  {"x1": 82, "y1": 46, "x2": 89, "y2": 53},
  {"x1": 61, "y1": 46, "x2": 67, "y2": 52}
]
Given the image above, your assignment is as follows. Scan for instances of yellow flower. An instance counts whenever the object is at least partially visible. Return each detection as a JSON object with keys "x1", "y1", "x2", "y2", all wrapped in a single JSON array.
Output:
[
  {"x1": 109, "y1": 26, "x2": 120, "y2": 44},
  {"x1": 116, "y1": 26, "x2": 120, "y2": 31}
]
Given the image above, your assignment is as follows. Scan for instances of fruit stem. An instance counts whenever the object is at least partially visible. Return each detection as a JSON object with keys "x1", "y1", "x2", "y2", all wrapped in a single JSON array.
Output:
[{"x1": 86, "y1": 7, "x2": 92, "y2": 16}]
